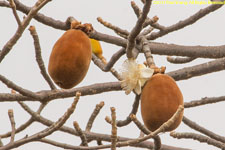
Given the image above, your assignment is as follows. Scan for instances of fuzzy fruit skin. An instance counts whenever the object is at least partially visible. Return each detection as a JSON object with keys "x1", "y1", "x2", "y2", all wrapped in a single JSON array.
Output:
[
  {"x1": 141, "y1": 74, "x2": 184, "y2": 132},
  {"x1": 48, "y1": 29, "x2": 92, "y2": 89}
]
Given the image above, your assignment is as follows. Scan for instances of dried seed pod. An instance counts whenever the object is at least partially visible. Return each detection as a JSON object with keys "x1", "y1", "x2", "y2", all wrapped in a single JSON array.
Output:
[
  {"x1": 141, "y1": 74, "x2": 184, "y2": 132},
  {"x1": 48, "y1": 29, "x2": 92, "y2": 89}
]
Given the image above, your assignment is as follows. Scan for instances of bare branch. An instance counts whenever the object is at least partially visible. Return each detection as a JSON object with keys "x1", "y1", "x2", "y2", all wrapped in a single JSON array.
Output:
[
  {"x1": 184, "y1": 96, "x2": 225, "y2": 108},
  {"x1": 97, "y1": 17, "x2": 129, "y2": 38},
  {"x1": 149, "y1": 42, "x2": 225, "y2": 58},
  {"x1": 1, "y1": 1, "x2": 225, "y2": 59},
  {"x1": 167, "y1": 56, "x2": 196, "y2": 64},
  {"x1": 92, "y1": 54, "x2": 123, "y2": 80},
  {"x1": 85, "y1": 101, "x2": 105, "y2": 132},
  {"x1": 0, "y1": 0, "x2": 52, "y2": 62},
  {"x1": 2, "y1": 57, "x2": 225, "y2": 102},
  {"x1": 109, "y1": 105, "x2": 184, "y2": 148},
  {"x1": 116, "y1": 95, "x2": 140, "y2": 127},
  {"x1": 0, "y1": 102, "x2": 47, "y2": 138},
  {"x1": 141, "y1": 37, "x2": 155, "y2": 67},
  {"x1": 90, "y1": 30, "x2": 127, "y2": 47},
  {"x1": 0, "y1": 74, "x2": 41, "y2": 100},
  {"x1": 14, "y1": 97, "x2": 187, "y2": 150},
  {"x1": 148, "y1": 3, "x2": 224, "y2": 40},
  {"x1": 73, "y1": 121, "x2": 88, "y2": 146},
  {"x1": 167, "y1": 57, "x2": 225, "y2": 81},
  {"x1": 126, "y1": 0, "x2": 153, "y2": 58},
  {"x1": 182, "y1": 116, "x2": 225, "y2": 143},
  {"x1": 130, "y1": 114, "x2": 161, "y2": 150},
  {"x1": 110, "y1": 107, "x2": 117, "y2": 150},
  {"x1": 104, "y1": 48, "x2": 126, "y2": 72},
  {"x1": 28, "y1": 25, "x2": 56, "y2": 90},
  {"x1": 8, "y1": 109, "x2": 16, "y2": 143},
  {"x1": 0, "y1": 92, "x2": 80, "y2": 150},
  {"x1": 0, "y1": 81, "x2": 122, "y2": 102},
  {"x1": 131, "y1": 1, "x2": 164, "y2": 30},
  {"x1": 38, "y1": 137, "x2": 190, "y2": 150},
  {"x1": 170, "y1": 132, "x2": 225, "y2": 149},
  {"x1": 9, "y1": 0, "x2": 21, "y2": 26},
  {"x1": 39, "y1": 138, "x2": 78, "y2": 149}
]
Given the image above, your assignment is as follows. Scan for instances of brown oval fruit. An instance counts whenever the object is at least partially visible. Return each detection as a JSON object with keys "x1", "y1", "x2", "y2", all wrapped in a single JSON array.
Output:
[
  {"x1": 141, "y1": 74, "x2": 184, "y2": 132},
  {"x1": 48, "y1": 29, "x2": 92, "y2": 89}
]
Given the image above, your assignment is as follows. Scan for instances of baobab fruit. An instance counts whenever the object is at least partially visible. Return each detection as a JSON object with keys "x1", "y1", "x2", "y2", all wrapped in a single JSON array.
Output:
[
  {"x1": 141, "y1": 74, "x2": 184, "y2": 132},
  {"x1": 48, "y1": 29, "x2": 92, "y2": 89}
]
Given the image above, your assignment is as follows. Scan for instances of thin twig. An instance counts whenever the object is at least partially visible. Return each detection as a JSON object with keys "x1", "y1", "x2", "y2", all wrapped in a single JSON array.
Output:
[
  {"x1": 3, "y1": 0, "x2": 224, "y2": 59},
  {"x1": 116, "y1": 95, "x2": 140, "y2": 127},
  {"x1": 130, "y1": 114, "x2": 161, "y2": 150},
  {"x1": 97, "y1": 17, "x2": 129, "y2": 38},
  {"x1": 110, "y1": 107, "x2": 117, "y2": 150},
  {"x1": 0, "y1": 0, "x2": 52, "y2": 62},
  {"x1": 8, "y1": 109, "x2": 16, "y2": 143},
  {"x1": 170, "y1": 132, "x2": 225, "y2": 149},
  {"x1": 0, "y1": 92, "x2": 80, "y2": 150},
  {"x1": 73, "y1": 121, "x2": 88, "y2": 146},
  {"x1": 14, "y1": 100, "x2": 189, "y2": 150},
  {"x1": 1, "y1": 1, "x2": 225, "y2": 58},
  {"x1": 85, "y1": 101, "x2": 105, "y2": 132},
  {"x1": 131, "y1": 1, "x2": 164, "y2": 30},
  {"x1": 28, "y1": 25, "x2": 56, "y2": 90},
  {"x1": 184, "y1": 96, "x2": 225, "y2": 108},
  {"x1": 167, "y1": 56, "x2": 196, "y2": 64},
  {"x1": 109, "y1": 105, "x2": 184, "y2": 148},
  {"x1": 9, "y1": 0, "x2": 21, "y2": 26},
  {"x1": 92, "y1": 54, "x2": 123, "y2": 80},
  {"x1": 148, "y1": 2, "x2": 224, "y2": 40},
  {"x1": 1, "y1": 102, "x2": 47, "y2": 138},
  {"x1": 2, "y1": 55, "x2": 225, "y2": 102},
  {"x1": 0, "y1": 74, "x2": 40, "y2": 99},
  {"x1": 126, "y1": 0, "x2": 153, "y2": 58},
  {"x1": 141, "y1": 37, "x2": 155, "y2": 67},
  {"x1": 182, "y1": 116, "x2": 225, "y2": 143},
  {"x1": 167, "y1": 57, "x2": 225, "y2": 81},
  {"x1": 104, "y1": 48, "x2": 126, "y2": 72}
]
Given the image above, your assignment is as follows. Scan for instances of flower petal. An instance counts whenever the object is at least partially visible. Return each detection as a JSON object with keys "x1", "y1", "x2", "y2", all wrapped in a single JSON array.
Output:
[
  {"x1": 140, "y1": 68, "x2": 154, "y2": 78},
  {"x1": 134, "y1": 80, "x2": 142, "y2": 95}
]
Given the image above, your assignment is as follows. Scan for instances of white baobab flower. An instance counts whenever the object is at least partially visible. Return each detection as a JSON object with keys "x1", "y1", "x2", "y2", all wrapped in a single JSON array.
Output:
[{"x1": 120, "y1": 59, "x2": 154, "y2": 95}]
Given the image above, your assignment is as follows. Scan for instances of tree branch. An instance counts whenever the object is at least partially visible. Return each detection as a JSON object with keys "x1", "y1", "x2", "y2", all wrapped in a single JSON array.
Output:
[
  {"x1": 148, "y1": 2, "x2": 224, "y2": 40},
  {"x1": 0, "y1": 0, "x2": 52, "y2": 62},
  {"x1": 8, "y1": 109, "x2": 16, "y2": 143},
  {"x1": 28, "y1": 25, "x2": 56, "y2": 90},
  {"x1": 0, "y1": 92, "x2": 80, "y2": 150},
  {"x1": 130, "y1": 114, "x2": 161, "y2": 150},
  {"x1": 85, "y1": 101, "x2": 105, "y2": 132},
  {"x1": 167, "y1": 56, "x2": 196, "y2": 64},
  {"x1": 182, "y1": 116, "x2": 225, "y2": 143},
  {"x1": 116, "y1": 95, "x2": 140, "y2": 127},
  {"x1": 170, "y1": 131, "x2": 225, "y2": 149},
  {"x1": 0, "y1": 102, "x2": 47, "y2": 138},
  {"x1": 126, "y1": 0, "x2": 153, "y2": 58},
  {"x1": 184, "y1": 96, "x2": 225, "y2": 108},
  {"x1": 167, "y1": 57, "x2": 225, "y2": 81},
  {"x1": 0, "y1": 81, "x2": 122, "y2": 102}
]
